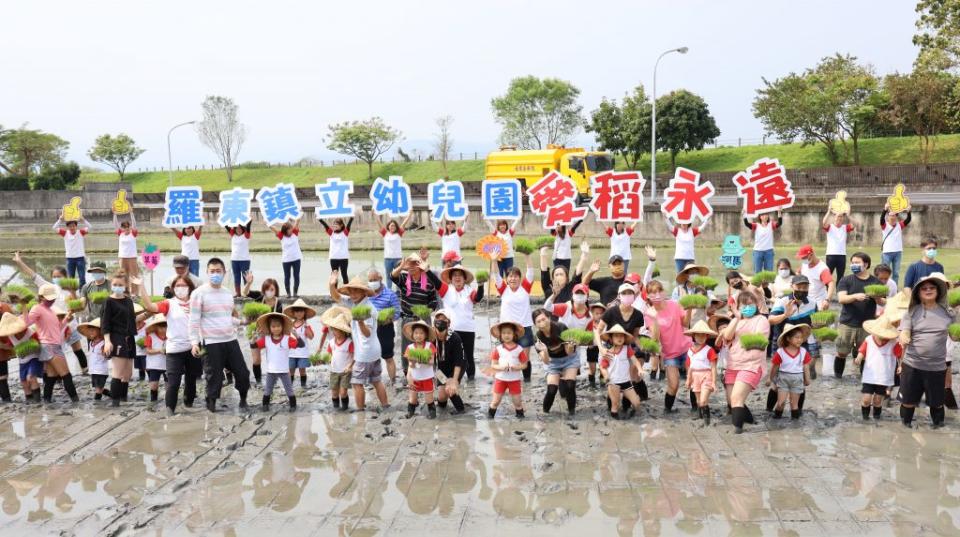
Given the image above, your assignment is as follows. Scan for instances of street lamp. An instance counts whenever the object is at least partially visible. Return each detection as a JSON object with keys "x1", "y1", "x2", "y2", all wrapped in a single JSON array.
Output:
[
  {"x1": 167, "y1": 120, "x2": 197, "y2": 187},
  {"x1": 650, "y1": 46, "x2": 688, "y2": 202}
]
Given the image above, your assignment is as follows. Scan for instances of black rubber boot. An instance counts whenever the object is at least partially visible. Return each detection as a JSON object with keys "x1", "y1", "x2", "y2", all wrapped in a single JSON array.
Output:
[
  {"x1": 610, "y1": 410, "x2": 620, "y2": 420},
  {"x1": 861, "y1": 405, "x2": 871, "y2": 420},
  {"x1": 872, "y1": 406, "x2": 883, "y2": 420},
  {"x1": 543, "y1": 384, "x2": 558, "y2": 413},
  {"x1": 689, "y1": 390, "x2": 698, "y2": 413},
  {"x1": 332, "y1": 397, "x2": 340, "y2": 409},
  {"x1": 944, "y1": 389, "x2": 958, "y2": 410},
  {"x1": 731, "y1": 407, "x2": 746, "y2": 434},
  {"x1": 438, "y1": 400, "x2": 448, "y2": 409},
  {"x1": 110, "y1": 379, "x2": 121, "y2": 407},
  {"x1": 288, "y1": 396, "x2": 297, "y2": 411},
  {"x1": 564, "y1": 379, "x2": 576, "y2": 415},
  {"x1": 744, "y1": 406, "x2": 756, "y2": 424},
  {"x1": 635, "y1": 380, "x2": 649, "y2": 401},
  {"x1": 798, "y1": 391, "x2": 806, "y2": 411},
  {"x1": 451, "y1": 395, "x2": 465, "y2": 414},
  {"x1": 239, "y1": 393, "x2": 248, "y2": 409},
  {"x1": 150, "y1": 389, "x2": 158, "y2": 402},
  {"x1": 406, "y1": 403, "x2": 417, "y2": 418},
  {"x1": 488, "y1": 407, "x2": 496, "y2": 419},
  {"x1": 588, "y1": 374, "x2": 596, "y2": 388},
  {"x1": 523, "y1": 365, "x2": 531, "y2": 382},
  {"x1": 341, "y1": 396, "x2": 349, "y2": 410},
  {"x1": 74, "y1": 349, "x2": 87, "y2": 370},
  {"x1": 0, "y1": 380, "x2": 10, "y2": 402},
  {"x1": 701, "y1": 405, "x2": 711, "y2": 425},
  {"x1": 138, "y1": 368, "x2": 146, "y2": 381},
  {"x1": 790, "y1": 409, "x2": 801, "y2": 420},
  {"x1": 300, "y1": 374, "x2": 307, "y2": 388},
  {"x1": 206, "y1": 397, "x2": 217, "y2": 413},
  {"x1": 252, "y1": 364, "x2": 262, "y2": 384},
  {"x1": 766, "y1": 389, "x2": 778, "y2": 412},
  {"x1": 32, "y1": 390, "x2": 42, "y2": 403},
  {"x1": 263, "y1": 395, "x2": 270, "y2": 411},
  {"x1": 515, "y1": 408, "x2": 525, "y2": 419},
  {"x1": 664, "y1": 392, "x2": 676, "y2": 412},
  {"x1": 120, "y1": 382, "x2": 129, "y2": 402},
  {"x1": 62, "y1": 374, "x2": 79, "y2": 402},
  {"x1": 773, "y1": 408, "x2": 784, "y2": 419},
  {"x1": 834, "y1": 357, "x2": 845, "y2": 378},
  {"x1": 427, "y1": 403, "x2": 436, "y2": 419},
  {"x1": 94, "y1": 392, "x2": 103, "y2": 401},
  {"x1": 931, "y1": 406, "x2": 945, "y2": 428},
  {"x1": 900, "y1": 405, "x2": 915, "y2": 427}
]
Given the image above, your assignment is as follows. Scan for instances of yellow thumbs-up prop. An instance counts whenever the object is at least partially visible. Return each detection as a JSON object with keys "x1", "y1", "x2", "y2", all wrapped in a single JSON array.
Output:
[
  {"x1": 887, "y1": 183, "x2": 910, "y2": 214},
  {"x1": 61, "y1": 197, "x2": 82, "y2": 221},
  {"x1": 828, "y1": 190, "x2": 850, "y2": 215},
  {"x1": 112, "y1": 189, "x2": 132, "y2": 215}
]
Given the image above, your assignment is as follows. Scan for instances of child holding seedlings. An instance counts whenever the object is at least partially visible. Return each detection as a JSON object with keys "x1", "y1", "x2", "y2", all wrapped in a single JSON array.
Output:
[
  {"x1": 321, "y1": 307, "x2": 354, "y2": 411},
  {"x1": 532, "y1": 308, "x2": 579, "y2": 416},
  {"x1": 854, "y1": 317, "x2": 902, "y2": 420},
  {"x1": 25, "y1": 284, "x2": 80, "y2": 403},
  {"x1": 684, "y1": 320, "x2": 719, "y2": 424},
  {"x1": 599, "y1": 324, "x2": 642, "y2": 420},
  {"x1": 143, "y1": 315, "x2": 168, "y2": 403},
  {"x1": 330, "y1": 276, "x2": 389, "y2": 411},
  {"x1": 254, "y1": 312, "x2": 304, "y2": 411},
  {"x1": 134, "y1": 317, "x2": 147, "y2": 382},
  {"x1": 493, "y1": 250, "x2": 536, "y2": 382},
  {"x1": 402, "y1": 320, "x2": 438, "y2": 419},
  {"x1": 77, "y1": 318, "x2": 110, "y2": 400},
  {"x1": 283, "y1": 299, "x2": 316, "y2": 389},
  {"x1": 767, "y1": 323, "x2": 812, "y2": 420},
  {"x1": 487, "y1": 321, "x2": 528, "y2": 418},
  {"x1": 0, "y1": 312, "x2": 42, "y2": 403},
  {"x1": 584, "y1": 302, "x2": 608, "y2": 388}
]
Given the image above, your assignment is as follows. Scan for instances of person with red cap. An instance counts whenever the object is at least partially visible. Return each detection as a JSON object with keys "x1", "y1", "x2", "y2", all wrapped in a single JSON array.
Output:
[
  {"x1": 441, "y1": 250, "x2": 462, "y2": 268},
  {"x1": 796, "y1": 245, "x2": 834, "y2": 312}
]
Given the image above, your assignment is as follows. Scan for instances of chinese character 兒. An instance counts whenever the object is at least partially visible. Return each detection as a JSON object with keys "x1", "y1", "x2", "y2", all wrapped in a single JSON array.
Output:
[
  {"x1": 314, "y1": 179, "x2": 356, "y2": 219},
  {"x1": 589, "y1": 171, "x2": 646, "y2": 221},
  {"x1": 428, "y1": 179, "x2": 468, "y2": 221},
  {"x1": 369, "y1": 176, "x2": 412, "y2": 216}
]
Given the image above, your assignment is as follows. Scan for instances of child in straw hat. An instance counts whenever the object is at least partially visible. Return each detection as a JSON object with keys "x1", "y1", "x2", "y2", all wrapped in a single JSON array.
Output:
[
  {"x1": 77, "y1": 318, "x2": 110, "y2": 401},
  {"x1": 321, "y1": 307, "x2": 354, "y2": 411},
  {"x1": 767, "y1": 323, "x2": 813, "y2": 420},
  {"x1": 254, "y1": 313, "x2": 303, "y2": 411},
  {"x1": 402, "y1": 320, "x2": 438, "y2": 419},
  {"x1": 487, "y1": 321, "x2": 528, "y2": 419},
  {"x1": 684, "y1": 320, "x2": 719, "y2": 425},
  {"x1": 144, "y1": 315, "x2": 168, "y2": 403},
  {"x1": 600, "y1": 324, "x2": 642, "y2": 420},
  {"x1": 854, "y1": 317, "x2": 903, "y2": 420},
  {"x1": 283, "y1": 299, "x2": 316, "y2": 389},
  {"x1": 0, "y1": 312, "x2": 42, "y2": 403}
]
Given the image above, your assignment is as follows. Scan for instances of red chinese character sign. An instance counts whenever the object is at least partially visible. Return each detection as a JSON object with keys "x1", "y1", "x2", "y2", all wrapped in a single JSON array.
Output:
[
  {"x1": 733, "y1": 158, "x2": 795, "y2": 218},
  {"x1": 660, "y1": 167, "x2": 715, "y2": 224},
  {"x1": 589, "y1": 171, "x2": 646, "y2": 222},
  {"x1": 527, "y1": 171, "x2": 587, "y2": 229}
]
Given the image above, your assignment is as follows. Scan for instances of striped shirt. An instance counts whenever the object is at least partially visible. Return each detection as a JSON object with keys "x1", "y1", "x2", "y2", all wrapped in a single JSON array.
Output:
[
  {"x1": 189, "y1": 284, "x2": 237, "y2": 345},
  {"x1": 390, "y1": 270, "x2": 441, "y2": 317}
]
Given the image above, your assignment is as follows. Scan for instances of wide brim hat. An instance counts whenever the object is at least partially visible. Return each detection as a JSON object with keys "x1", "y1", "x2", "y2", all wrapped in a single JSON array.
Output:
[
  {"x1": 707, "y1": 314, "x2": 732, "y2": 333},
  {"x1": 76, "y1": 318, "x2": 101, "y2": 339},
  {"x1": 440, "y1": 266, "x2": 475, "y2": 285},
  {"x1": 38, "y1": 284, "x2": 59, "y2": 301},
  {"x1": 589, "y1": 302, "x2": 607, "y2": 315},
  {"x1": 863, "y1": 317, "x2": 898, "y2": 340},
  {"x1": 777, "y1": 323, "x2": 812, "y2": 349},
  {"x1": 320, "y1": 305, "x2": 351, "y2": 325},
  {"x1": 322, "y1": 310, "x2": 353, "y2": 335},
  {"x1": 676, "y1": 263, "x2": 710, "y2": 283},
  {"x1": 402, "y1": 319, "x2": 436, "y2": 342},
  {"x1": 684, "y1": 319, "x2": 717, "y2": 337},
  {"x1": 337, "y1": 277, "x2": 375, "y2": 297},
  {"x1": 282, "y1": 298, "x2": 316, "y2": 320},
  {"x1": 490, "y1": 321, "x2": 524, "y2": 340},
  {"x1": 0, "y1": 312, "x2": 27, "y2": 338},
  {"x1": 601, "y1": 323, "x2": 635, "y2": 344},
  {"x1": 145, "y1": 313, "x2": 168, "y2": 335},
  {"x1": 909, "y1": 273, "x2": 949, "y2": 308},
  {"x1": 134, "y1": 302, "x2": 145, "y2": 315},
  {"x1": 882, "y1": 289, "x2": 911, "y2": 325},
  {"x1": 256, "y1": 312, "x2": 295, "y2": 334}
]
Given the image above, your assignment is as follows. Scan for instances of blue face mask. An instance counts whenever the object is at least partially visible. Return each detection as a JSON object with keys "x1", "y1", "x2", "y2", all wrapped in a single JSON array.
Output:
[
  {"x1": 850, "y1": 264, "x2": 863, "y2": 274},
  {"x1": 52, "y1": 277, "x2": 62, "y2": 287},
  {"x1": 209, "y1": 273, "x2": 225, "y2": 286},
  {"x1": 111, "y1": 285, "x2": 125, "y2": 295},
  {"x1": 740, "y1": 305, "x2": 757, "y2": 318},
  {"x1": 93, "y1": 273, "x2": 106, "y2": 282},
  {"x1": 926, "y1": 248, "x2": 938, "y2": 259}
]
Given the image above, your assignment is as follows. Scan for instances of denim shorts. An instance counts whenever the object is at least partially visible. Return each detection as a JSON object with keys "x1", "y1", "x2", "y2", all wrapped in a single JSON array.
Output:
[
  {"x1": 19, "y1": 359, "x2": 43, "y2": 381},
  {"x1": 546, "y1": 354, "x2": 580, "y2": 374},
  {"x1": 662, "y1": 353, "x2": 687, "y2": 368},
  {"x1": 516, "y1": 326, "x2": 535, "y2": 348},
  {"x1": 289, "y1": 358, "x2": 310, "y2": 369}
]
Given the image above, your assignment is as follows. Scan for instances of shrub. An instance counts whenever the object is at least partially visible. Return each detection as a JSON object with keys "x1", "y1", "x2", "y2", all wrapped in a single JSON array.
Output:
[
  {"x1": 14, "y1": 340, "x2": 40, "y2": 358},
  {"x1": 739, "y1": 334, "x2": 769, "y2": 350},
  {"x1": 89, "y1": 291, "x2": 109, "y2": 304},
  {"x1": 560, "y1": 329, "x2": 595, "y2": 345},
  {"x1": 33, "y1": 162, "x2": 81, "y2": 190},
  {"x1": 690, "y1": 276, "x2": 719, "y2": 290},
  {"x1": 810, "y1": 311, "x2": 837, "y2": 328},
  {"x1": 242, "y1": 302, "x2": 272, "y2": 321},
  {"x1": 864, "y1": 285, "x2": 890, "y2": 298},
  {"x1": 67, "y1": 298, "x2": 85, "y2": 312},
  {"x1": 637, "y1": 337, "x2": 661, "y2": 355},
  {"x1": 58, "y1": 277, "x2": 80, "y2": 291},
  {"x1": 812, "y1": 327, "x2": 839, "y2": 342},
  {"x1": 750, "y1": 271, "x2": 776, "y2": 286},
  {"x1": 679, "y1": 294, "x2": 708, "y2": 310},
  {"x1": 536, "y1": 236, "x2": 555, "y2": 249},
  {"x1": 377, "y1": 307, "x2": 395, "y2": 323},
  {"x1": 351, "y1": 305, "x2": 372, "y2": 320},
  {"x1": 410, "y1": 305, "x2": 431, "y2": 321},
  {"x1": 0, "y1": 174, "x2": 30, "y2": 191},
  {"x1": 512, "y1": 238, "x2": 536, "y2": 255},
  {"x1": 408, "y1": 348, "x2": 433, "y2": 364},
  {"x1": 475, "y1": 270, "x2": 489, "y2": 284}
]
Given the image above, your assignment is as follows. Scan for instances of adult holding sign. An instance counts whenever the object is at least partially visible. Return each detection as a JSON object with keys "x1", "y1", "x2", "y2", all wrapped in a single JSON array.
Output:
[
  {"x1": 662, "y1": 167, "x2": 715, "y2": 274},
  {"x1": 481, "y1": 179, "x2": 522, "y2": 277},
  {"x1": 821, "y1": 193, "x2": 856, "y2": 280},
  {"x1": 53, "y1": 199, "x2": 90, "y2": 287},
  {"x1": 113, "y1": 190, "x2": 140, "y2": 293},
  {"x1": 316, "y1": 177, "x2": 357, "y2": 283},
  {"x1": 590, "y1": 171, "x2": 646, "y2": 274},
  {"x1": 879, "y1": 184, "x2": 912, "y2": 286},
  {"x1": 734, "y1": 158, "x2": 794, "y2": 274}
]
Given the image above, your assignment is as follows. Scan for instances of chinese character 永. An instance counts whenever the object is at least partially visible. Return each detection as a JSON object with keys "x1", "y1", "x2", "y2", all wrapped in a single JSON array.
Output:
[{"x1": 661, "y1": 167, "x2": 715, "y2": 224}]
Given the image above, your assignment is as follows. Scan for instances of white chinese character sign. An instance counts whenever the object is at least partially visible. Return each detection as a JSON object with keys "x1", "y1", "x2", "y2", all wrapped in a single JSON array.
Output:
[
  {"x1": 527, "y1": 171, "x2": 587, "y2": 229},
  {"x1": 314, "y1": 178, "x2": 356, "y2": 219},
  {"x1": 369, "y1": 176, "x2": 412, "y2": 217},
  {"x1": 256, "y1": 183, "x2": 303, "y2": 227},
  {"x1": 733, "y1": 158, "x2": 795, "y2": 219},
  {"x1": 217, "y1": 187, "x2": 254, "y2": 227},
  {"x1": 428, "y1": 179, "x2": 468, "y2": 222},
  {"x1": 660, "y1": 167, "x2": 715, "y2": 224},
  {"x1": 162, "y1": 186, "x2": 205, "y2": 228},
  {"x1": 481, "y1": 179, "x2": 522, "y2": 220},
  {"x1": 589, "y1": 171, "x2": 646, "y2": 222}
]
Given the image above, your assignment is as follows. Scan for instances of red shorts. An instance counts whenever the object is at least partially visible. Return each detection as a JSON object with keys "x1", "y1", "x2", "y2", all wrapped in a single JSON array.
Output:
[
  {"x1": 724, "y1": 367, "x2": 763, "y2": 390},
  {"x1": 493, "y1": 379, "x2": 522, "y2": 395},
  {"x1": 688, "y1": 369, "x2": 715, "y2": 392},
  {"x1": 411, "y1": 379, "x2": 434, "y2": 393}
]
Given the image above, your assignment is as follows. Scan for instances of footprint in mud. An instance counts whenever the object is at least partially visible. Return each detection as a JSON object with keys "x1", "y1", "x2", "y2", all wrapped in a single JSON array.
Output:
[
  {"x1": 566, "y1": 422, "x2": 579, "y2": 431},
  {"x1": 537, "y1": 507, "x2": 570, "y2": 525}
]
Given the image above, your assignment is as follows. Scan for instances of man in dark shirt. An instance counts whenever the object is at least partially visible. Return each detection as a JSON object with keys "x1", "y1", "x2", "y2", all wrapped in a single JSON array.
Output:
[
  {"x1": 835, "y1": 252, "x2": 885, "y2": 378},
  {"x1": 432, "y1": 310, "x2": 466, "y2": 414},
  {"x1": 584, "y1": 255, "x2": 628, "y2": 305},
  {"x1": 903, "y1": 237, "x2": 945, "y2": 290}
]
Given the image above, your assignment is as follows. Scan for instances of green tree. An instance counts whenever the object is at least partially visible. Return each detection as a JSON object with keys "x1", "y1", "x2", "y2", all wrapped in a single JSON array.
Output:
[
  {"x1": 33, "y1": 162, "x2": 81, "y2": 190},
  {"x1": 655, "y1": 89, "x2": 720, "y2": 171},
  {"x1": 491, "y1": 76, "x2": 583, "y2": 149},
  {"x1": 586, "y1": 85, "x2": 652, "y2": 169},
  {"x1": 87, "y1": 133, "x2": 145, "y2": 181},
  {"x1": 197, "y1": 95, "x2": 246, "y2": 183},
  {"x1": 326, "y1": 117, "x2": 402, "y2": 180},
  {"x1": 883, "y1": 69, "x2": 956, "y2": 162},
  {"x1": 914, "y1": 0, "x2": 960, "y2": 69},
  {"x1": 0, "y1": 125, "x2": 69, "y2": 176}
]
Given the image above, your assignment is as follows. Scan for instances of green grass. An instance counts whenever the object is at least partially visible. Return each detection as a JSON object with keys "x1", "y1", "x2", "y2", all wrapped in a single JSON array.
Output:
[{"x1": 80, "y1": 133, "x2": 960, "y2": 193}]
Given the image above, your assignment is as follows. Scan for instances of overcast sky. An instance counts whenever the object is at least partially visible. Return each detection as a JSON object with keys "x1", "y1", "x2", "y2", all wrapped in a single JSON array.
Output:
[{"x1": 4, "y1": 0, "x2": 920, "y2": 170}]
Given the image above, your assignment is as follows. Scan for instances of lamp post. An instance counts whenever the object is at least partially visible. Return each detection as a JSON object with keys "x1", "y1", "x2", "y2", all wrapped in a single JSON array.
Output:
[
  {"x1": 167, "y1": 120, "x2": 196, "y2": 187},
  {"x1": 650, "y1": 46, "x2": 688, "y2": 202}
]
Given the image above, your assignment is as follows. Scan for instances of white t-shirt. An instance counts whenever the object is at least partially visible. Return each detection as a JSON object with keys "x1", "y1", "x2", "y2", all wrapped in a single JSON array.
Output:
[
  {"x1": 88, "y1": 339, "x2": 109, "y2": 375},
  {"x1": 60, "y1": 229, "x2": 87, "y2": 258},
  {"x1": 607, "y1": 227, "x2": 633, "y2": 260},
  {"x1": 440, "y1": 283, "x2": 479, "y2": 333},
  {"x1": 672, "y1": 227, "x2": 698, "y2": 260},
  {"x1": 339, "y1": 297, "x2": 381, "y2": 362},
  {"x1": 325, "y1": 337, "x2": 353, "y2": 373},
  {"x1": 553, "y1": 231, "x2": 573, "y2": 261},
  {"x1": 440, "y1": 227, "x2": 464, "y2": 257},
  {"x1": 258, "y1": 335, "x2": 299, "y2": 374},
  {"x1": 179, "y1": 231, "x2": 201, "y2": 260},
  {"x1": 495, "y1": 229, "x2": 515, "y2": 258},
  {"x1": 405, "y1": 342, "x2": 437, "y2": 381},
  {"x1": 490, "y1": 343, "x2": 526, "y2": 382},
  {"x1": 773, "y1": 346, "x2": 810, "y2": 375},
  {"x1": 824, "y1": 224, "x2": 852, "y2": 256},
  {"x1": 382, "y1": 229, "x2": 403, "y2": 259},
  {"x1": 144, "y1": 333, "x2": 167, "y2": 371},
  {"x1": 859, "y1": 336, "x2": 902, "y2": 386},
  {"x1": 117, "y1": 229, "x2": 138, "y2": 258},
  {"x1": 156, "y1": 298, "x2": 193, "y2": 354},
  {"x1": 801, "y1": 260, "x2": 832, "y2": 304},
  {"x1": 328, "y1": 230, "x2": 350, "y2": 260},
  {"x1": 230, "y1": 229, "x2": 251, "y2": 262},
  {"x1": 289, "y1": 322, "x2": 312, "y2": 358},
  {"x1": 603, "y1": 346, "x2": 635, "y2": 384},
  {"x1": 278, "y1": 230, "x2": 303, "y2": 263},
  {"x1": 881, "y1": 219, "x2": 905, "y2": 254},
  {"x1": 495, "y1": 268, "x2": 535, "y2": 327},
  {"x1": 751, "y1": 222, "x2": 777, "y2": 251}
]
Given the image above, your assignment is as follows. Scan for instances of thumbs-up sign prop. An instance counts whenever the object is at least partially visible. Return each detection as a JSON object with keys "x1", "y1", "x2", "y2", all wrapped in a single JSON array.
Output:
[
  {"x1": 887, "y1": 183, "x2": 910, "y2": 214},
  {"x1": 61, "y1": 197, "x2": 82, "y2": 221},
  {"x1": 828, "y1": 190, "x2": 850, "y2": 215},
  {"x1": 112, "y1": 189, "x2": 132, "y2": 215}
]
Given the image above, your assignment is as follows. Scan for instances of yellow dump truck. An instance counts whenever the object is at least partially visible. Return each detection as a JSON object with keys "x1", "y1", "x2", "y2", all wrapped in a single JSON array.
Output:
[{"x1": 484, "y1": 145, "x2": 615, "y2": 197}]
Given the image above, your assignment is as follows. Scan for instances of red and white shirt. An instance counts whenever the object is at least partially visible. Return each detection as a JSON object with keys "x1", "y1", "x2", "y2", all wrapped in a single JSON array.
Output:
[
  {"x1": 156, "y1": 299, "x2": 192, "y2": 354},
  {"x1": 325, "y1": 337, "x2": 354, "y2": 373},
  {"x1": 59, "y1": 228, "x2": 88, "y2": 258},
  {"x1": 405, "y1": 342, "x2": 437, "y2": 381},
  {"x1": 117, "y1": 228, "x2": 138, "y2": 258},
  {"x1": 751, "y1": 221, "x2": 778, "y2": 251},
  {"x1": 290, "y1": 321, "x2": 314, "y2": 358},
  {"x1": 686, "y1": 344, "x2": 718, "y2": 370},
  {"x1": 177, "y1": 229, "x2": 202, "y2": 260},
  {"x1": 277, "y1": 228, "x2": 303, "y2": 263},
  {"x1": 495, "y1": 228, "x2": 516, "y2": 258},
  {"x1": 144, "y1": 333, "x2": 167, "y2": 371},
  {"x1": 439, "y1": 282, "x2": 479, "y2": 333},
  {"x1": 326, "y1": 228, "x2": 350, "y2": 260},
  {"x1": 88, "y1": 339, "x2": 109, "y2": 375},
  {"x1": 229, "y1": 228, "x2": 251, "y2": 262},
  {"x1": 800, "y1": 260, "x2": 833, "y2": 305},
  {"x1": 823, "y1": 224, "x2": 854, "y2": 256},
  {"x1": 773, "y1": 346, "x2": 811, "y2": 374},
  {"x1": 672, "y1": 226, "x2": 699, "y2": 261},
  {"x1": 495, "y1": 267, "x2": 535, "y2": 327},
  {"x1": 606, "y1": 227, "x2": 633, "y2": 260},
  {"x1": 3, "y1": 328, "x2": 40, "y2": 364},
  {"x1": 439, "y1": 226, "x2": 464, "y2": 257},
  {"x1": 551, "y1": 303, "x2": 591, "y2": 332},
  {"x1": 490, "y1": 343, "x2": 527, "y2": 382},
  {"x1": 381, "y1": 227, "x2": 405, "y2": 258},
  {"x1": 256, "y1": 335, "x2": 299, "y2": 374},
  {"x1": 858, "y1": 336, "x2": 903, "y2": 386},
  {"x1": 881, "y1": 217, "x2": 907, "y2": 254},
  {"x1": 551, "y1": 229, "x2": 575, "y2": 260},
  {"x1": 601, "y1": 345, "x2": 635, "y2": 384}
]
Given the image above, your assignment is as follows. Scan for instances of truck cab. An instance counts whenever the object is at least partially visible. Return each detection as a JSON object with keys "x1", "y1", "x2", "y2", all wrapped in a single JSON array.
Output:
[{"x1": 484, "y1": 145, "x2": 615, "y2": 198}]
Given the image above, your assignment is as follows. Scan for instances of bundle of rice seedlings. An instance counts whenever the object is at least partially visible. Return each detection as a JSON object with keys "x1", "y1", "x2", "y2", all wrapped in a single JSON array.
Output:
[
  {"x1": 351, "y1": 305, "x2": 372, "y2": 320},
  {"x1": 245, "y1": 322, "x2": 258, "y2": 340},
  {"x1": 5, "y1": 285, "x2": 35, "y2": 303},
  {"x1": 242, "y1": 302, "x2": 272, "y2": 322},
  {"x1": 637, "y1": 337, "x2": 661, "y2": 355},
  {"x1": 949, "y1": 324, "x2": 960, "y2": 341},
  {"x1": 475, "y1": 270, "x2": 489, "y2": 284},
  {"x1": 512, "y1": 238, "x2": 536, "y2": 255},
  {"x1": 690, "y1": 276, "x2": 719, "y2": 290},
  {"x1": 750, "y1": 271, "x2": 776, "y2": 286},
  {"x1": 560, "y1": 329, "x2": 595, "y2": 345},
  {"x1": 410, "y1": 305, "x2": 432, "y2": 321},
  {"x1": 813, "y1": 327, "x2": 839, "y2": 342},
  {"x1": 310, "y1": 352, "x2": 331, "y2": 365},
  {"x1": 651, "y1": 266, "x2": 661, "y2": 278},
  {"x1": 949, "y1": 274, "x2": 960, "y2": 286},
  {"x1": 739, "y1": 333, "x2": 769, "y2": 351},
  {"x1": 949, "y1": 289, "x2": 960, "y2": 308},
  {"x1": 58, "y1": 277, "x2": 80, "y2": 291},
  {"x1": 67, "y1": 298, "x2": 86, "y2": 312},
  {"x1": 535, "y1": 236, "x2": 555, "y2": 249},
  {"x1": 135, "y1": 337, "x2": 146, "y2": 349},
  {"x1": 408, "y1": 348, "x2": 433, "y2": 364},
  {"x1": 14, "y1": 340, "x2": 40, "y2": 358},
  {"x1": 810, "y1": 311, "x2": 837, "y2": 328},
  {"x1": 864, "y1": 284, "x2": 890, "y2": 298},
  {"x1": 679, "y1": 294, "x2": 708, "y2": 310},
  {"x1": 89, "y1": 291, "x2": 109, "y2": 304},
  {"x1": 17, "y1": 300, "x2": 37, "y2": 314},
  {"x1": 377, "y1": 307, "x2": 395, "y2": 323}
]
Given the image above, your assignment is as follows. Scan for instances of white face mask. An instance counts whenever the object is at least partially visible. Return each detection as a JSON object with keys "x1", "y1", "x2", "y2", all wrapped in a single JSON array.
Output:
[
  {"x1": 778, "y1": 269, "x2": 791, "y2": 279},
  {"x1": 174, "y1": 286, "x2": 190, "y2": 300},
  {"x1": 264, "y1": 290, "x2": 276, "y2": 299},
  {"x1": 369, "y1": 280, "x2": 382, "y2": 291},
  {"x1": 573, "y1": 294, "x2": 587, "y2": 304}
]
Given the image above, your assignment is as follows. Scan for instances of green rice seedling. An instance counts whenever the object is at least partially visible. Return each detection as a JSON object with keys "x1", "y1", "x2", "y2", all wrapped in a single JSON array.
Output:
[
  {"x1": 351, "y1": 305, "x2": 372, "y2": 320},
  {"x1": 750, "y1": 271, "x2": 776, "y2": 286},
  {"x1": 535, "y1": 236, "x2": 555, "y2": 249},
  {"x1": 637, "y1": 337, "x2": 661, "y2": 355},
  {"x1": 242, "y1": 302, "x2": 272, "y2": 322},
  {"x1": 813, "y1": 327, "x2": 839, "y2": 342},
  {"x1": 14, "y1": 340, "x2": 40, "y2": 359},
  {"x1": 410, "y1": 305, "x2": 432, "y2": 321},
  {"x1": 408, "y1": 348, "x2": 433, "y2": 364},
  {"x1": 57, "y1": 277, "x2": 80, "y2": 291},
  {"x1": 739, "y1": 333, "x2": 769, "y2": 350},
  {"x1": 690, "y1": 276, "x2": 719, "y2": 290},
  {"x1": 512, "y1": 238, "x2": 536, "y2": 255},
  {"x1": 377, "y1": 307, "x2": 395, "y2": 323},
  {"x1": 810, "y1": 311, "x2": 837, "y2": 328},
  {"x1": 864, "y1": 285, "x2": 890, "y2": 298},
  {"x1": 679, "y1": 294, "x2": 709, "y2": 310},
  {"x1": 560, "y1": 329, "x2": 595, "y2": 345}
]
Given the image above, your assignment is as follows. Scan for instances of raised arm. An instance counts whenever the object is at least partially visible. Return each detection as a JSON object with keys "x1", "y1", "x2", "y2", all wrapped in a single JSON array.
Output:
[
  {"x1": 573, "y1": 243, "x2": 589, "y2": 282},
  {"x1": 241, "y1": 271, "x2": 255, "y2": 297},
  {"x1": 400, "y1": 212, "x2": 413, "y2": 230},
  {"x1": 328, "y1": 273, "x2": 343, "y2": 301},
  {"x1": 129, "y1": 211, "x2": 137, "y2": 229},
  {"x1": 821, "y1": 210, "x2": 832, "y2": 229},
  {"x1": 345, "y1": 217, "x2": 354, "y2": 232},
  {"x1": 642, "y1": 246, "x2": 657, "y2": 284},
  {"x1": 743, "y1": 217, "x2": 753, "y2": 230},
  {"x1": 52, "y1": 215, "x2": 64, "y2": 231},
  {"x1": 318, "y1": 219, "x2": 331, "y2": 232},
  {"x1": 11, "y1": 252, "x2": 39, "y2": 282},
  {"x1": 131, "y1": 276, "x2": 159, "y2": 313},
  {"x1": 113, "y1": 213, "x2": 120, "y2": 230}
]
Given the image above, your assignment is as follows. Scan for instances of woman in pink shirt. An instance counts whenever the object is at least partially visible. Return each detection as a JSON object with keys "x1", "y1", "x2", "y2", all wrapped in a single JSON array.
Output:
[
  {"x1": 24, "y1": 284, "x2": 79, "y2": 402},
  {"x1": 721, "y1": 290, "x2": 771, "y2": 433},
  {"x1": 643, "y1": 280, "x2": 692, "y2": 413}
]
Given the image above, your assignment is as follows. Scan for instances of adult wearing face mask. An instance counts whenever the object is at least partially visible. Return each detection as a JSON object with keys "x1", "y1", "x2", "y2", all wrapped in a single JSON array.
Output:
[
  {"x1": 594, "y1": 284, "x2": 653, "y2": 402},
  {"x1": 835, "y1": 252, "x2": 885, "y2": 379},
  {"x1": 585, "y1": 244, "x2": 661, "y2": 307},
  {"x1": 367, "y1": 268, "x2": 401, "y2": 385},
  {"x1": 134, "y1": 275, "x2": 200, "y2": 415},
  {"x1": 163, "y1": 255, "x2": 203, "y2": 299},
  {"x1": 721, "y1": 291, "x2": 770, "y2": 433},
  {"x1": 903, "y1": 237, "x2": 944, "y2": 291},
  {"x1": 81, "y1": 261, "x2": 111, "y2": 321}
]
